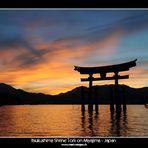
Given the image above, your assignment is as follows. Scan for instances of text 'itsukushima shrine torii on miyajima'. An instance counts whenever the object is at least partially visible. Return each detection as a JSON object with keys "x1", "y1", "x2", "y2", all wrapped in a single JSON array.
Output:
[{"x1": 74, "y1": 59, "x2": 137, "y2": 113}]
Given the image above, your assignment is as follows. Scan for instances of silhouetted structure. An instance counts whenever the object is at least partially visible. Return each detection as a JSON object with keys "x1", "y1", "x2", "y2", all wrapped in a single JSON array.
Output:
[{"x1": 74, "y1": 59, "x2": 137, "y2": 112}]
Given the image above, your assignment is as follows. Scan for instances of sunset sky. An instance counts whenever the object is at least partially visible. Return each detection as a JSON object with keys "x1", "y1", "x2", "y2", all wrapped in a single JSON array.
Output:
[{"x1": 0, "y1": 9, "x2": 148, "y2": 95}]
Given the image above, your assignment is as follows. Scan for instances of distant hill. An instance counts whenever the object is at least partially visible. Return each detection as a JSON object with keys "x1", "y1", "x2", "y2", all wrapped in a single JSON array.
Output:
[
  {"x1": 0, "y1": 83, "x2": 148, "y2": 105},
  {"x1": 0, "y1": 83, "x2": 53, "y2": 105}
]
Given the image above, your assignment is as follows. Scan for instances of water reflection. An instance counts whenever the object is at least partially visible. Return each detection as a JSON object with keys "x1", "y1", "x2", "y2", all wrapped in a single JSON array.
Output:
[
  {"x1": 0, "y1": 105, "x2": 147, "y2": 137},
  {"x1": 81, "y1": 106, "x2": 128, "y2": 137},
  {"x1": 110, "y1": 110, "x2": 128, "y2": 136},
  {"x1": 81, "y1": 108, "x2": 99, "y2": 136},
  {"x1": 110, "y1": 111, "x2": 121, "y2": 136}
]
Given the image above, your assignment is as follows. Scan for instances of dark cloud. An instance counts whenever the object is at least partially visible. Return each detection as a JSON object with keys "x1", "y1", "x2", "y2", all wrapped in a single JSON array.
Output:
[
  {"x1": 0, "y1": 33, "x2": 45, "y2": 57},
  {"x1": 0, "y1": 31, "x2": 49, "y2": 69},
  {"x1": 53, "y1": 12, "x2": 148, "y2": 45},
  {"x1": 116, "y1": 12, "x2": 148, "y2": 33},
  {"x1": 15, "y1": 53, "x2": 41, "y2": 68},
  {"x1": 86, "y1": 12, "x2": 148, "y2": 39}
]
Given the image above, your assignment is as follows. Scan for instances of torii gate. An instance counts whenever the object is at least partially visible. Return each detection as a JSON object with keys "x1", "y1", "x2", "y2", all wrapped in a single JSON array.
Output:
[{"x1": 74, "y1": 59, "x2": 137, "y2": 112}]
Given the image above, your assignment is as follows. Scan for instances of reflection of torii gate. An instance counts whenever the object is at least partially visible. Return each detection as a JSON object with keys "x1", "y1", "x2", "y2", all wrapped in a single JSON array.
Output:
[{"x1": 74, "y1": 59, "x2": 137, "y2": 113}]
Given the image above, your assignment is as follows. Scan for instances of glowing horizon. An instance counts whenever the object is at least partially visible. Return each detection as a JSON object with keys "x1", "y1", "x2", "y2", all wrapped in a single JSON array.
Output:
[{"x1": 0, "y1": 9, "x2": 148, "y2": 95}]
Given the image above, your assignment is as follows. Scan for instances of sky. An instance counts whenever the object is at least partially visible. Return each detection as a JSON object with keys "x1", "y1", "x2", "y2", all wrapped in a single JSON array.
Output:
[{"x1": 0, "y1": 9, "x2": 148, "y2": 95}]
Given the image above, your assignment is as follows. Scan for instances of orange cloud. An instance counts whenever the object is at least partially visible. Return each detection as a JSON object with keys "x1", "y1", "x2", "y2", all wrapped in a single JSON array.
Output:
[{"x1": 0, "y1": 23, "x2": 147, "y2": 95}]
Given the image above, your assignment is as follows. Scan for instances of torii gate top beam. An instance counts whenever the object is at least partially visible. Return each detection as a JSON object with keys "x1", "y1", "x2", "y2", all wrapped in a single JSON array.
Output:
[{"x1": 74, "y1": 59, "x2": 137, "y2": 75}]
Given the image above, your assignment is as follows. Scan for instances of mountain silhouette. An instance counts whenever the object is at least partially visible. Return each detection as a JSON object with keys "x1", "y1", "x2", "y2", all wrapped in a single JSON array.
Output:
[{"x1": 0, "y1": 83, "x2": 147, "y2": 105}]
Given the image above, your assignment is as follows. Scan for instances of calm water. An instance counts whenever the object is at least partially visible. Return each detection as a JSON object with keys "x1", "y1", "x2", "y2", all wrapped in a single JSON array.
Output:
[{"x1": 0, "y1": 105, "x2": 148, "y2": 137}]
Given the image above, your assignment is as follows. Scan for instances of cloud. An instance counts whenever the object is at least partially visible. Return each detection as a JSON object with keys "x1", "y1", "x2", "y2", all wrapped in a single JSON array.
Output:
[
  {"x1": 86, "y1": 11, "x2": 148, "y2": 34},
  {"x1": 0, "y1": 10, "x2": 148, "y2": 94},
  {"x1": 0, "y1": 33, "x2": 46, "y2": 57},
  {"x1": 40, "y1": 28, "x2": 123, "y2": 68},
  {"x1": 1, "y1": 10, "x2": 146, "y2": 70},
  {"x1": 118, "y1": 12, "x2": 148, "y2": 33},
  {"x1": 0, "y1": 31, "x2": 50, "y2": 70},
  {"x1": 38, "y1": 11, "x2": 148, "y2": 67}
]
